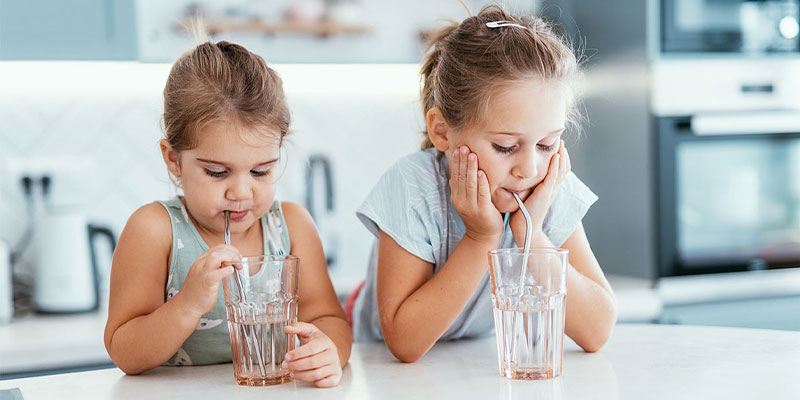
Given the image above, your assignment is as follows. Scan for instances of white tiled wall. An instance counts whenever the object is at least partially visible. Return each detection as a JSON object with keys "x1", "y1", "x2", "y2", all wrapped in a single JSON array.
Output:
[{"x1": 0, "y1": 62, "x2": 423, "y2": 295}]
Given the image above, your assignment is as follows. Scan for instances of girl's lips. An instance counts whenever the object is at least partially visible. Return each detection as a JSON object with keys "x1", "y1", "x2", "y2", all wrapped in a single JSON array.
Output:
[
  {"x1": 504, "y1": 188, "x2": 529, "y2": 197},
  {"x1": 227, "y1": 210, "x2": 249, "y2": 222}
]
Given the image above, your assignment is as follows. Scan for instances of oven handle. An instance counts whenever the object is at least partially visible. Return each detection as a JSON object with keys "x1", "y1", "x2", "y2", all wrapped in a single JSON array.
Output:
[{"x1": 691, "y1": 110, "x2": 800, "y2": 135}]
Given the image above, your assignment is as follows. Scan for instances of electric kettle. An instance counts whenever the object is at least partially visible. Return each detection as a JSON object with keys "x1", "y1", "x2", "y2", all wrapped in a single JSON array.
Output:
[{"x1": 32, "y1": 209, "x2": 116, "y2": 313}]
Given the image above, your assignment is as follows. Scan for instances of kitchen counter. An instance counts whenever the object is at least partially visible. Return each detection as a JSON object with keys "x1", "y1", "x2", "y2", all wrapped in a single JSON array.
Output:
[
  {"x1": 2, "y1": 324, "x2": 798, "y2": 399},
  {"x1": 0, "y1": 312, "x2": 111, "y2": 376},
  {"x1": 0, "y1": 275, "x2": 660, "y2": 377}
]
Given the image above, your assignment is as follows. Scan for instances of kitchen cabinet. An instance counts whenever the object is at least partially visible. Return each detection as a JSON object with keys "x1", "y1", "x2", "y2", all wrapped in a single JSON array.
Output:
[{"x1": 0, "y1": 0, "x2": 136, "y2": 60}]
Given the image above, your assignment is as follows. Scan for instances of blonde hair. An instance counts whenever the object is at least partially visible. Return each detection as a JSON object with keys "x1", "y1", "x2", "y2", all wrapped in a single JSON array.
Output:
[
  {"x1": 163, "y1": 41, "x2": 291, "y2": 153},
  {"x1": 420, "y1": 4, "x2": 582, "y2": 149}
]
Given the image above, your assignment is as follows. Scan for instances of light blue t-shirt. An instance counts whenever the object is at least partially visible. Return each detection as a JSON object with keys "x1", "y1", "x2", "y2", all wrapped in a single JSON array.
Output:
[{"x1": 353, "y1": 147, "x2": 598, "y2": 342}]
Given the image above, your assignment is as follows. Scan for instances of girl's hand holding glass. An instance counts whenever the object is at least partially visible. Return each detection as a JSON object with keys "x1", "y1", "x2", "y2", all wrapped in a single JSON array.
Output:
[
  {"x1": 449, "y1": 145, "x2": 504, "y2": 245},
  {"x1": 510, "y1": 140, "x2": 571, "y2": 246},
  {"x1": 282, "y1": 322, "x2": 342, "y2": 388}
]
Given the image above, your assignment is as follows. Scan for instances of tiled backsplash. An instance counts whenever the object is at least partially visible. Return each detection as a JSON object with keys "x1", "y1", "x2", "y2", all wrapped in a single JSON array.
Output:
[{"x1": 0, "y1": 62, "x2": 423, "y2": 296}]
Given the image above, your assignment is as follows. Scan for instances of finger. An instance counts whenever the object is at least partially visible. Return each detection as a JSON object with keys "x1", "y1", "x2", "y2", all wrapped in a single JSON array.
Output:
[
  {"x1": 560, "y1": 140, "x2": 571, "y2": 176},
  {"x1": 284, "y1": 321, "x2": 320, "y2": 338},
  {"x1": 466, "y1": 152, "x2": 478, "y2": 198},
  {"x1": 544, "y1": 154, "x2": 561, "y2": 191},
  {"x1": 210, "y1": 244, "x2": 243, "y2": 259},
  {"x1": 284, "y1": 348, "x2": 332, "y2": 372},
  {"x1": 458, "y1": 146, "x2": 468, "y2": 186},
  {"x1": 285, "y1": 340, "x2": 328, "y2": 362},
  {"x1": 203, "y1": 251, "x2": 239, "y2": 273},
  {"x1": 313, "y1": 373, "x2": 341, "y2": 388},
  {"x1": 477, "y1": 170, "x2": 491, "y2": 208},
  {"x1": 290, "y1": 364, "x2": 339, "y2": 384},
  {"x1": 213, "y1": 264, "x2": 235, "y2": 281},
  {"x1": 449, "y1": 149, "x2": 461, "y2": 197}
]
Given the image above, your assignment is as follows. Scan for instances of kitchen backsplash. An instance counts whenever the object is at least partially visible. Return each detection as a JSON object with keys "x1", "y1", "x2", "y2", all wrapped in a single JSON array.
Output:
[{"x1": 0, "y1": 62, "x2": 423, "y2": 297}]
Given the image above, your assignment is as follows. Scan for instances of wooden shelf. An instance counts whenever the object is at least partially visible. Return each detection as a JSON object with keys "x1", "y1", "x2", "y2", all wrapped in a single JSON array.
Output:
[{"x1": 178, "y1": 18, "x2": 371, "y2": 38}]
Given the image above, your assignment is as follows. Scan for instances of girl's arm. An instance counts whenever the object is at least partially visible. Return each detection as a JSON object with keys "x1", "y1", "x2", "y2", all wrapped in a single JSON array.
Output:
[
  {"x1": 378, "y1": 146, "x2": 503, "y2": 363},
  {"x1": 104, "y1": 204, "x2": 196, "y2": 374},
  {"x1": 281, "y1": 202, "x2": 352, "y2": 369},
  {"x1": 528, "y1": 222, "x2": 617, "y2": 352},
  {"x1": 103, "y1": 203, "x2": 239, "y2": 374},
  {"x1": 376, "y1": 230, "x2": 499, "y2": 363}
]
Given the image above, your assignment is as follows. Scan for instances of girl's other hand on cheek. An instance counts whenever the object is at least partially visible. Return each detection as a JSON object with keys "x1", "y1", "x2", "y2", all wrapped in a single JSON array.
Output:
[
  {"x1": 283, "y1": 322, "x2": 342, "y2": 388},
  {"x1": 449, "y1": 146, "x2": 503, "y2": 245}
]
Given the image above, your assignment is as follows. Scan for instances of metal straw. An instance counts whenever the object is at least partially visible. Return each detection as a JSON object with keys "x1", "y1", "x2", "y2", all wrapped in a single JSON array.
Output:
[
  {"x1": 225, "y1": 211, "x2": 248, "y2": 300},
  {"x1": 225, "y1": 211, "x2": 266, "y2": 376},
  {"x1": 513, "y1": 193, "x2": 532, "y2": 286}
]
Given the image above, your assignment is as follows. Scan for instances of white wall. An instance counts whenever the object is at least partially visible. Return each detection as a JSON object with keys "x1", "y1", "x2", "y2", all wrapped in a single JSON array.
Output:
[{"x1": 0, "y1": 62, "x2": 423, "y2": 298}]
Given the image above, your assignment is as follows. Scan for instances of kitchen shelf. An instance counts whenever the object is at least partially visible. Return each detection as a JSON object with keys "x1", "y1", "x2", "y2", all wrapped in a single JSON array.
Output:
[{"x1": 177, "y1": 18, "x2": 371, "y2": 38}]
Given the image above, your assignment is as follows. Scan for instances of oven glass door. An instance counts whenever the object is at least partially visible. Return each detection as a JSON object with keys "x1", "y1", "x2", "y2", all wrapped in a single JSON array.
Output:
[{"x1": 676, "y1": 138, "x2": 800, "y2": 270}]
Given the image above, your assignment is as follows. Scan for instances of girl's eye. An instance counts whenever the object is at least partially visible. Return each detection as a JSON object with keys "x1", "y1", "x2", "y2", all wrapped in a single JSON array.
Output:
[
  {"x1": 492, "y1": 143, "x2": 516, "y2": 154},
  {"x1": 537, "y1": 142, "x2": 558, "y2": 152},
  {"x1": 251, "y1": 169, "x2": 272, "y2": 177},
  {"x1": 204, "y1": 168, "x2": 228, "y2": 178}
]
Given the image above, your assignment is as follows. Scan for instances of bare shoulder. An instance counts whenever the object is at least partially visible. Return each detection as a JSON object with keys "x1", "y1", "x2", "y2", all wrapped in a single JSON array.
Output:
[
  {"x1": 124, "y1": 202, "x2": 172, "y2": 242},
  {"x1": 280, "y1": 201, "x2": 318, "y2": 238},
  {"x1": 115, "y1": 202, "x2": 173, "y2": 263}
]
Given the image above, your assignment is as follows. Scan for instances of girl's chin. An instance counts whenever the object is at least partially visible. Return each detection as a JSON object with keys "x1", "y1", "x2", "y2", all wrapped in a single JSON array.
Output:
[{"x1": 492, "y1": 199, "x2": 521, "y2": 214}]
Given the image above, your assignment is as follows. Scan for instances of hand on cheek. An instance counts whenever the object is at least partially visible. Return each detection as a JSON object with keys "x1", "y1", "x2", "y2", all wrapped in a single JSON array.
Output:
[{"x1": 449, "y1": 146, "x2": 504, "y2": 245}]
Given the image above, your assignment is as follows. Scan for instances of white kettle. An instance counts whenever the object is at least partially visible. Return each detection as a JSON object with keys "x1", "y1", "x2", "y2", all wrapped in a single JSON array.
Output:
[{"x1": 32, "y1": 210, "x2": 116, "y2": 313}]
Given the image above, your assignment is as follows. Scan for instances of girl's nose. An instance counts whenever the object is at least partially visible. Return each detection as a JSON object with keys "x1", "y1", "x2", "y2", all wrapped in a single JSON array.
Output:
[
  {"x1": 510, "y1": 148, "x2": 538, "y2": 180},
  {"x1": 226, "y1": 174, "x2": 252, "y2": 201}
]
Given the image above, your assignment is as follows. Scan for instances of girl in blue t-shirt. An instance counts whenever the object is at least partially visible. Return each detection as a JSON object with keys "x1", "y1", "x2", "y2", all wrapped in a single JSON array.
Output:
[{"x1": 349, "y1": 5, "x2": 617, "y2": 362}]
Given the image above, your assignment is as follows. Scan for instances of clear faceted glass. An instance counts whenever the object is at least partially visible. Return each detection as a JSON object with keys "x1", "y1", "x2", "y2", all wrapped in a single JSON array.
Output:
[
  {"x1": 223, "y1": 255, "x2": 299, "y2": 386},
  {"x1": 488, "y1": 248, "x2": 568, "y2": 380}
]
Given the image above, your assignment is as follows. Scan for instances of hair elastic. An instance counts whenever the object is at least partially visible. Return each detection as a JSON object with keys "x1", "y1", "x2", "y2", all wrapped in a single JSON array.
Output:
[{"x1": 486, "y1": 21, "x2": 526, "y2": 29}]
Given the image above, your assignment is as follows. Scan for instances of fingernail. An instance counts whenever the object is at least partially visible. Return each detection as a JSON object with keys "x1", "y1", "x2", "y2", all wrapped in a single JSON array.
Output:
[
  {"x1": 285, "y1": 354, "x2": 292, "y2": 361},
  {"x1": 468, "y1": 154, "x2": 475, "y2": 161},
  {"x1": 289, "y1": 372, "x2": 295, "y2": 378},
  {"x1": 461, "y1": 147, "x2": 468, "y2": 154},
  {"x1": 281, "y1": 361, "x2": 288, "y2": 369}
]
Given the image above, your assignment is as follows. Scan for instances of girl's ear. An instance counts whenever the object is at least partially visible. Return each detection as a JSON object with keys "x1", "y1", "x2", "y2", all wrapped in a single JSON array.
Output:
[
  {"x1": 426, "y1": 108, "x2": 451, "y2": 152},
  {"x1": 160, "y1": 139, "x2": 182, "y2": 178}
]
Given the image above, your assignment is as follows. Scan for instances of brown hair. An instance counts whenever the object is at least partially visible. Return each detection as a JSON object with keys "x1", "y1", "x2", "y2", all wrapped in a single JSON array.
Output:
[
  {"x1": 163, "y1": 40, "x2": 291, "y2": 153},
  {"x1": 420, "y1": 4, "x2": 582, "y2": 149}
]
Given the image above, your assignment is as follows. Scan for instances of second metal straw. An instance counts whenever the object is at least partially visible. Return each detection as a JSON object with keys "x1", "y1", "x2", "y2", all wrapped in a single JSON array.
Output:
[
  {"x1": 513, "y1": 193, "x2": 532, "y2": 287},
  {"x1": 225, "y1": 211, "x2": 266, "y2": 376}
]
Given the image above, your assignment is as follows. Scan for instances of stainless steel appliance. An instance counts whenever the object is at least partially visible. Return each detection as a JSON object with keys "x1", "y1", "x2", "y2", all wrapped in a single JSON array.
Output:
[
  {"x1": 661, "y1": 0, "x2": 800, "y2": 53},
  {"x1": 540, "y1": 0, "x2": 800, "y2": 330},
  {"x1": 653, "y1": 59, "x2": 800, "y2": 277}
]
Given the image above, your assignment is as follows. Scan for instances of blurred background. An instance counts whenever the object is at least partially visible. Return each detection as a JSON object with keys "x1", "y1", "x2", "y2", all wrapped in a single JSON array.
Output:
[{"x1": 1, "y1": 0, "x2": 799, "y2": 379}]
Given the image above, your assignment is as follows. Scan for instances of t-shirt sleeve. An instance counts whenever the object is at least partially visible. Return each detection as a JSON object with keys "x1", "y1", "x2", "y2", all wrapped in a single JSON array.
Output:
[
  {"x1": 356, "y1": 161, "x2": 439, "y2": 264},
  {"x1": 542, "y1": 172, "x2": 599, "y2": 247}
]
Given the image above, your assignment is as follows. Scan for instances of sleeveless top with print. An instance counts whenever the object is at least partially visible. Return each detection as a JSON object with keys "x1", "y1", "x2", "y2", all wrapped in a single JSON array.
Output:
[{"x1": 158, "y1": 197, "x2": 291, "y2": 366}]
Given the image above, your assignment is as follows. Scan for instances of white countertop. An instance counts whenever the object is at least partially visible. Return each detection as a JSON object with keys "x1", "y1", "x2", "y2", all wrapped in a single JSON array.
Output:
[
  {"x1": 0, "y1": 312, "x2": 110, "y2": 375},
  {"x1": 0, "y1": 275, "x2": 660, "y2": 376},
  {"x1": 2, "y1": 324, "x2": 799, "y2": 399}
]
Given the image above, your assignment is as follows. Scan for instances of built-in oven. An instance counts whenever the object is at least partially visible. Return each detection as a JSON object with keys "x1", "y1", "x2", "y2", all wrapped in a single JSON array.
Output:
[
  {"x1": 652, "y1": 58, "x2": 800, "y2": 278},
  {"x1": 660, "y1": 0, "x2": 800, "y2": 53}
]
